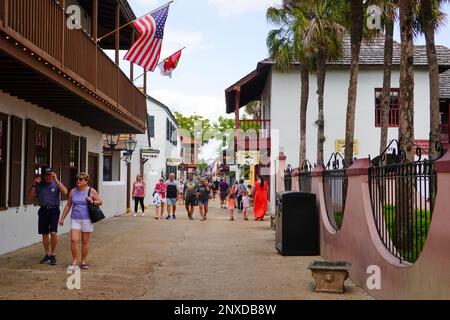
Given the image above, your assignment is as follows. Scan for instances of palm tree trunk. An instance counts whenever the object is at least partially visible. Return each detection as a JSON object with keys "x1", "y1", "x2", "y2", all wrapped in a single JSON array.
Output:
[
  {"x1": 380, "y1": 15, "x2": 394, "y2": 157},
  {"x1": 300, "y1": 64, "x2": 309, "y2": 167},
  {"x1": 344, "y1": 0, "x2": 364, "y2": 166},
  {"x1": 423, "y1": 0, "x2": 441, "y2": 160},
  {"x1": 399, "y1": 0, "x2": 415, "y2": 162},
  {"x1": 316, "y1": 52, "x2": 327, "y2": 166},
  {"x1": 396, "y1": 0, "x2": 415, "y2": 254}
]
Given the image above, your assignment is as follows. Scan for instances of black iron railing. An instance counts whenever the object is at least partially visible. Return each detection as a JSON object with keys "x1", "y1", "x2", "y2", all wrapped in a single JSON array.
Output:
[
  {"x1": 368, "y1": 140, "x2": 441, "y2": 263},
  {"x1": 299, "y1": 160, "x2": 314, "y2": 193},
  {"x1": 323, "y1": 153, "x2": 348, "y2": 231}
]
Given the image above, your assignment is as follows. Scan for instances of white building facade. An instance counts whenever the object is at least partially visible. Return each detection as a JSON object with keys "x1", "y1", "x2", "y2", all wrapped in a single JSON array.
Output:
[{"x1": 127, "y1": 96, "x2": 181, "y2": 207}]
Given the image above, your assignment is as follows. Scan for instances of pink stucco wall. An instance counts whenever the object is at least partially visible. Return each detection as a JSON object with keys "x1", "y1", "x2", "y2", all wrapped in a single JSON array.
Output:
[{"x1": 280, "y1": 151, "x2": 450, "y2": 299}]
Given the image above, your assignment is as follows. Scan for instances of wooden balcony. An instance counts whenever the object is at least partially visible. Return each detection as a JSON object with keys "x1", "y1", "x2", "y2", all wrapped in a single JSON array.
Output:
[{"x1": 0, "y1": 0, "x2": 146, "y2": 133}]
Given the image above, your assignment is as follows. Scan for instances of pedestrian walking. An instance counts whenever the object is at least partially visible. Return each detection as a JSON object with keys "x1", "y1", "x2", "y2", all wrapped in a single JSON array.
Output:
[
  {"x1": 59, "y1": 172, "x2": 102, "y2": 271},
  {"x1": 165, "y1": 173, "x2": 179, "y2": 220},
  {"x1": 178, "y1": 178, "x2": 185, "y2": 205},
  {"x1": 253, "y1": 176, "x2": 269, "y2": 221},
  {"x1": 213, "y1": 178, "x2": 219, "y2": 200},
  {"x1": 154, "y1": 178, "x2": 167, "y2": 219},
  {"x1": 197, "y1": 178, "x2": 210, "y2": 221},
  {"x1": 28, "y1": 167, "x2": 68, "y2": 266},
  {"x1": 219, "y1": 178, "x2": 229, "y2": 209},
  {"x1": 242, "y1": 191, "x2": 251, "y2": 221},
  {"x1": 227, "y1": 193, "x2": 236, "y2": 222},
  {"x1": 236, "y1": 179, "x2": 246, "y2": 213},
  {"x1": 132, "y1": 175, "x2": 146, "y2": 217},
  {"x1": 184, "y1": 172, "x2": 199, "y2": 220}
]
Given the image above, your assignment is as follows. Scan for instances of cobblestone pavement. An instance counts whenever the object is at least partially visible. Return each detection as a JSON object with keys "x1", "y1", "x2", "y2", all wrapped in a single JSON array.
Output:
[{"x1": 0, "y1": 201, "x2": 372, "y2": 300}]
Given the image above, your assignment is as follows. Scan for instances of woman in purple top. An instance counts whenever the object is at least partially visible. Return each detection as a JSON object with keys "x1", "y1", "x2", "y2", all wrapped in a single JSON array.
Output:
[{"x1": 60, "y1": 172, "x2": 102, "y2": 271}]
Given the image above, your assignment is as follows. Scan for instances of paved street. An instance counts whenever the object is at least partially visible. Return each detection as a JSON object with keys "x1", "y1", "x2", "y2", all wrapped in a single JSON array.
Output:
[{"x1": 0, "y1": 201, "x2": 371, "y2": 300}]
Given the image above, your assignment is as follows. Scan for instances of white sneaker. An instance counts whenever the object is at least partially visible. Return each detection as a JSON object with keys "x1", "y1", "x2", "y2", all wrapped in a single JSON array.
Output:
[
  {"x1": 141, "y1": 213, "x2": 145, "y2": 217},
  {"x1": 67, "y1": 264, "x2": 79, "y2": 272},
  {"x1": 133, "y1": 214, "x2": 137, "y2": 217}
]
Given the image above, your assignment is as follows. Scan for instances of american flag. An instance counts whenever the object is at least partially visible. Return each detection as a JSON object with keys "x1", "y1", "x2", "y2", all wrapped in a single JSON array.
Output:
[{"x1": 124, "y1": 5, "x2": 170, "y2": 72}]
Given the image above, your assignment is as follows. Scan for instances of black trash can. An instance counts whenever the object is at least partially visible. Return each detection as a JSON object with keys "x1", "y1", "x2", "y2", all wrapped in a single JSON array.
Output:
[{"x1": 275, "y1": 192, "x2": 319, "y2": 256}]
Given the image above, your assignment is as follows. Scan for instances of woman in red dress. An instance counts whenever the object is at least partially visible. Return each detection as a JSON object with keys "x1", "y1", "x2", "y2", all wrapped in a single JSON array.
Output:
[{"x1": 253, "y1": 176, "x2": 268, "y2": 221}]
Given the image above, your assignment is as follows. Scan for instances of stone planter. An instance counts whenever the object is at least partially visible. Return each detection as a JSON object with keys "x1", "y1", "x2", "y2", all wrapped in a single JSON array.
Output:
[{"x1": 308, "y1": 261, "x2": 352, "y2": 294}]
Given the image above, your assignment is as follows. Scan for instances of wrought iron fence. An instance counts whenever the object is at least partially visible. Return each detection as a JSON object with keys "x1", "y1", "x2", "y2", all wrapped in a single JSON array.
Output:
[
  {"x1": 299, "y1": 160, "x2": 314, "y2": 193},
  {"x1": 368, "y1": 140, "x2": 441, "y2": 263},
  {"x1": 323, "y1": 153, "x2": 348, "y2": 231},
  {"x1": 284, "y1": 164, "x2": 293, "y2": 191}
]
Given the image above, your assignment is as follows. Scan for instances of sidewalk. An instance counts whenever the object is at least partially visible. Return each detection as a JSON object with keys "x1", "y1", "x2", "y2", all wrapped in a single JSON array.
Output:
[{"x1": 0, "y1": 201, "x2": 372, "y2": 300}]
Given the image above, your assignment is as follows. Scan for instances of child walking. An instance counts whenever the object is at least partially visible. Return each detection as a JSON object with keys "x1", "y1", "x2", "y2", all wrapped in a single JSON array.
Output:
[
  {"x1": 228, "y1": 193, "x2": 236, "y2": 222},
  {"x1": 242, "y1": 191, "x2": 251, "y2": 221}
]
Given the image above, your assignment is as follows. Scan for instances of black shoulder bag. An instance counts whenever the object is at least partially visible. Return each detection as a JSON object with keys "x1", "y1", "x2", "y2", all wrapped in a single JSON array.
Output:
[{"x1": 88, "y1": 188, "x2": 105, "y2": 223}]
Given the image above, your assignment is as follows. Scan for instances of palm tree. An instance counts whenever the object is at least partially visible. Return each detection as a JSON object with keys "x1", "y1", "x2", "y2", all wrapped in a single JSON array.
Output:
[
  {"x1": 416, "y1": 0, "x2": 447, "y2": 159},
  {"x1": 266, "y1": 4, "x2": 311, "y2": 167},
  {"x1": 378, "y1": 1, "x2": 398, "y2": 157},
  {"x1": 244, "y1": 101, "x2": 262, "y2": 119},
  {"x1": 302, "y1": 0, "x2": 345, "y2": 165},
  {"x1": 399, "y1": 0, "x2": 415, "y2": 163},
  {"x1": 343, "y1": 0, "x2": 365, "y2": 165}
]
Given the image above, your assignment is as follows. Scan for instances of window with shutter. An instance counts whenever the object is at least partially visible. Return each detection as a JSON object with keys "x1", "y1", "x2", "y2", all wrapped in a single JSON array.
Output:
[
  {"x1": 0, "y1": 113, "x2": 8, "y2": 209},
  {"x1": 80, "y1": 137, "x2": 87, "y2": 172},
  {"x1": 147, "y1": 115, "x2": 155, "y2": 138},
  {"x1": 69, "y1": 135, "x2": 79, "y2": 192},
  {"x1": 24, "y1": 119, "x2": 36, "y2": 205},
  {"x1": 9, "y1": 116, "x2": 22, "y2": 207}
]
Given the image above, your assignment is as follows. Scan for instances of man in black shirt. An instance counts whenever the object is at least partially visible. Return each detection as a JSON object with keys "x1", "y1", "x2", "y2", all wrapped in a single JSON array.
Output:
[{"x1": 165, "y1": 173, "x2": 179, "y2": 220}]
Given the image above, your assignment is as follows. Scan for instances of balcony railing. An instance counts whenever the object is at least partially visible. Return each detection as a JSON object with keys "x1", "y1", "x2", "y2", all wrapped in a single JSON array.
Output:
[{"x1": 0, "y1": 0, "x2": 146, "y2": 129}]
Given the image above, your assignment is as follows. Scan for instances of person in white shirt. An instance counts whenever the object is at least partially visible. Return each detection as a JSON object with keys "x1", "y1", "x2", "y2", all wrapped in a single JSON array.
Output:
[{"x1": 242, "y1": 190, "x2": 251, "y2": 221}]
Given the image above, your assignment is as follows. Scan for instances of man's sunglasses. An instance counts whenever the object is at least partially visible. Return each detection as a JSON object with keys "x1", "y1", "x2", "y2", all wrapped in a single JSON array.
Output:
[{"x1": 77, "y1": 178, "x2": 86, "y2": 181}]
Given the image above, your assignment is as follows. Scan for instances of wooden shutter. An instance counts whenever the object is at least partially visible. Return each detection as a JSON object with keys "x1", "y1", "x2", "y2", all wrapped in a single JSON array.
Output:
[
  {"x1": 61, "y1": 131, "x2": 71, "y2": 200},
  {"x1": 8, "y1": 116, "x2": 23, "y2": 207},
  {"x1": 80, "y1": 137, "x2": 87, "y2": 172},
  {"x1": 24, "y1": 119, "x2": 36, "y2": 205},
  {"x1": 52, "y1": 128, "x2": 63, "y2": 181},
  {"x1": 0, "y1": 113, "x2": 8, "y2": 208}
]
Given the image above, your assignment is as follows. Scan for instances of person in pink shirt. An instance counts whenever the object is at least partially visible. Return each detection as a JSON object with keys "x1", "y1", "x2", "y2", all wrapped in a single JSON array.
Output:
[
  {"x1": 154, "y1": 177, "x2": 167, "y2": 219},
  {"x1": 132, "y1": 175, "x2": 146, "y2": 217}
]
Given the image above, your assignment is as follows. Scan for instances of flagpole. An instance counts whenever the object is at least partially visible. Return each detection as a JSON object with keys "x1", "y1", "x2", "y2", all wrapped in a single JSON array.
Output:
[
  {"x1": 132, "y1": 47, "x2": 186, "y2": 82},
  {"x1": 96, "y1": 0, "x2": 175, "y2": 43}
]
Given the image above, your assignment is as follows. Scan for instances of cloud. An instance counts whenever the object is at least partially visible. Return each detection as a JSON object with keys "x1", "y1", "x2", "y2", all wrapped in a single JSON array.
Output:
[
  {"x1": 205, "y1": 0, "x2": 281, "y2": 18},
  {"x1": 149, "y1": 89, "x2": 227, "y2": 121},
  {"x1": 161, "y1": 29, "x2": 213, "y2": 56}
]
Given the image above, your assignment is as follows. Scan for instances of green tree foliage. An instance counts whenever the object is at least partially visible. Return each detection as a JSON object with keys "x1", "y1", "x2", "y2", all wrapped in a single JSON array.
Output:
[{"x1": 174, "y1": 112, "x2": 213, "y2": 147}]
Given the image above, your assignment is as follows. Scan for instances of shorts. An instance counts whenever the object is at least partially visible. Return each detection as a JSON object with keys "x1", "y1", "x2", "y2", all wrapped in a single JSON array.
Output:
[
  {"x1": 71, "y1": 219, "x2": 94, "y2": 233},
  {"x1": 198, "y1": 198, "x2": 209, "y2": 206},
  {"x1": 185, "y1": 195, "x2": 198, "y2": 207},
  {"x1": 160, "y1": 198, "x2": 166, "y2": 204},
  {"x1": 220, "y1": 191, "x2": 228, "y2": 201},
  {"x1": 38, "y1": 207, "x2": 60, "y2": 235},
  {"x1": 166, "y1": 198, "x2": 177, "y2": 206}
]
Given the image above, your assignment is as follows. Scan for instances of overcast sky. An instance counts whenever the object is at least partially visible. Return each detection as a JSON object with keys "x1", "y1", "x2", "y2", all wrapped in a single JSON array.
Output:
[{"x1": 114, "y1": 0, "x2": 450, "y2": 161}]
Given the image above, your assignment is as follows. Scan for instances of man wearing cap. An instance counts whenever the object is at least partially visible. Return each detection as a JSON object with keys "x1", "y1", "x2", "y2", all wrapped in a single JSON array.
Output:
[{"x1": 28, "y1": 167, "x2": 68, "y2": 265}]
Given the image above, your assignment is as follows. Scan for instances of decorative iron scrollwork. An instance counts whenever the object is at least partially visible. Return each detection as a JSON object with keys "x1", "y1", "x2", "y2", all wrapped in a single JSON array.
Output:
[
  {"x1": 325, "y1": 153, "x2": 347, "y2": 170},
  {"x1": 301, "y1": 160, "x2": 314, "y2": 173}
]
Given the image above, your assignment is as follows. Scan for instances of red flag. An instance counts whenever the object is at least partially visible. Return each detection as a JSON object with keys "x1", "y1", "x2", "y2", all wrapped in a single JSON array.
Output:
[
  {"x1": 157, "y1": 50, "x2": 182, "y2": 78},
  {"x1": 124, "y1": 5, "x2": 170, "y2": 72}
]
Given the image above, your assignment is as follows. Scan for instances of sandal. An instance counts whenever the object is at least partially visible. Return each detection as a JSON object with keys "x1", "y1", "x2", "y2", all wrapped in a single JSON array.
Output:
[{"x1": 80, "y1": 263, "x2": 89, "y2": 270}]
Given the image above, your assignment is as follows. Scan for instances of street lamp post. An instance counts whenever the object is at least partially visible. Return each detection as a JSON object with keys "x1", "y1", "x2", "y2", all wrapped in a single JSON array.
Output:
[
  {"x1": 105, "y1": 134, "x2": 120, "y2": 181},
  {"x1": 123, "y1": 135, "x2": 137, "y2": 213}
]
